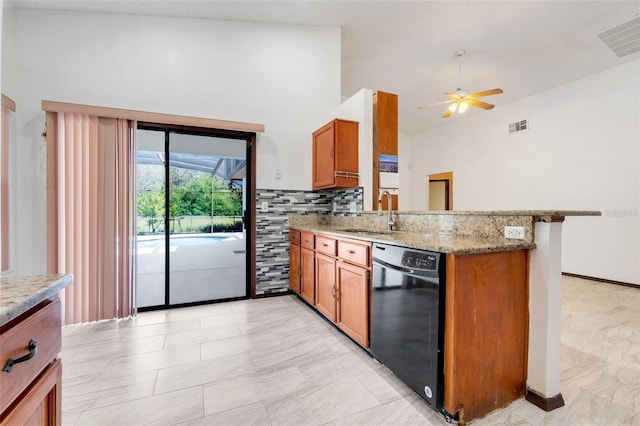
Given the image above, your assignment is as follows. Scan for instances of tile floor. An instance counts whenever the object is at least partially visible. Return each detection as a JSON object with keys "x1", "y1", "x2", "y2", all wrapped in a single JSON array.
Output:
[{"x1": 60, "y1": 276, "x2": 640, "y2": 425}]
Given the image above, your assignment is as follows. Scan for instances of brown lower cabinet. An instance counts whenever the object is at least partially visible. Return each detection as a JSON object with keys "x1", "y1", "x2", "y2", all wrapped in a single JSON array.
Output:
[
  {"x1": 0, "y1": 299, "x2": 63, "y2": 425},
  {"x1": 315, "y1": 253, "x2": 337, "y2": 321},
  {"x1": 288, "y1": 229, "x2": 529, "y2": 423},
  {"x1": 289, "y1": 242, "x2": 301, "y2": 295},
  {"x1": 336, "y1": 260, "x2": 369, "y2": 347},
  {"x1": 444, "y1": 250, "x2": 529, "y2": 422},
  {"x1": 289, "y1": 229, "x2": 371, "y2": 348}
]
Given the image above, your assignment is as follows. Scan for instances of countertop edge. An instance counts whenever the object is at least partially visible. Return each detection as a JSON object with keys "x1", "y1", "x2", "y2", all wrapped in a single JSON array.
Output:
[
  {"x1": 0, "y1": 274, "x2": 73, "y2": 327},
  {"x1": 292, "y1": 226, "x2": 536, "y2": 254},
  {"x1": 357, "y1": 210, "x2": 602, "y2": 217}
]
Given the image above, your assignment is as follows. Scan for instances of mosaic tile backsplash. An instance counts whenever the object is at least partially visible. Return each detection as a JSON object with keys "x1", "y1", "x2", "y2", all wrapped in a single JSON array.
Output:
[{"x1": 255, "y1": 187, "x2": 363, "y2": 295}]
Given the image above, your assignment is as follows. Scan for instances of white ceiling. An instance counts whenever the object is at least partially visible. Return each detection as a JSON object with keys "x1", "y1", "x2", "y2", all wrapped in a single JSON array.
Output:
[{"x1": 7, "y1": 0, "x2": 640, "y2": 135}]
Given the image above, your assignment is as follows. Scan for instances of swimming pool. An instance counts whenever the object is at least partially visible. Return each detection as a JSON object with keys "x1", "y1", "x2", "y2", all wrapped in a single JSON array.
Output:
[{"x1": 137, "y1": 236, "x2": 227, "y2": 249}]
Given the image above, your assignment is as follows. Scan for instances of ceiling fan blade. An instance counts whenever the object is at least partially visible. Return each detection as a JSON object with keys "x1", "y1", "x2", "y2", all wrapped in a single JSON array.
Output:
[
  {"x1": 467, "y1": 88, "x2": 503, "y2": 99},
  {"x1": 442, "y1": 108, "x2": 454, "y2": 118},
  {"x1": 466, "y1": 99, "x2": 495, "y2": 110},
  {"x1": 445, "y1": 92, "x2": 462, "y2": 101},
  {"x1": 417, "y1": 99, "x2": 453, "y2": 110}
]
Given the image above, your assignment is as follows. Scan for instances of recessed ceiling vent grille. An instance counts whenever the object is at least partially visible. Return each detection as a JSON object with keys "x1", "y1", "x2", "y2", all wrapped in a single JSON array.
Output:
[
  {"x1": 597, "y1": 16, "x2": 640, "y2": 58},
  {"x1": 508, "y1": 119, "x2": 528, "y2": 134}
]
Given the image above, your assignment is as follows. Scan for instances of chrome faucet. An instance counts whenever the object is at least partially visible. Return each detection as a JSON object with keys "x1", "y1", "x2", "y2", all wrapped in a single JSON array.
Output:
[{"x1": 378, "y1": 190, "x2": 395, "y2": 231}]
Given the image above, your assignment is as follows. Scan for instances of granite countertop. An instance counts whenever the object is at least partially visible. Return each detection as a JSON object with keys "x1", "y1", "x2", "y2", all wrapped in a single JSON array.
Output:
[
  {"x1": 0, "y1": 274, "x2": 73, "y2": 326},
  {"x1": 294, "y1": 224, "x2": 535, "y2": 254},
  {"x1": 371, "y1": 210, "x2": 601, "y2": 217}
]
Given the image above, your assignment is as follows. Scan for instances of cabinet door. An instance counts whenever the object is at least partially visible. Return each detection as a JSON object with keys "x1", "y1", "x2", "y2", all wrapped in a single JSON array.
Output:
[
  {"x1": 315, "y1": 253, "x2": 337, "y2": 322},
  {"x1": 0, "y1": 359, "x2": 61, "y2": 426},
  {"x1": 289, "y1": 243, "x2": 301, "y2": 295},
  {"x1": 312, "y1": 121, "x2": 336, "y2": 189},
  {"x1": 336, "y1": 261, "x2": 369, "y2": 347},
  {"x1": 300, "y1": 247, "x2": 315, "y2": 305}
]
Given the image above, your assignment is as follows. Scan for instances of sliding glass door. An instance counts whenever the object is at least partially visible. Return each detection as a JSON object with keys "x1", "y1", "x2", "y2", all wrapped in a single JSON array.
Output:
[{"x1": 136, "y1": 127, "x2": 249, "y2": 309}]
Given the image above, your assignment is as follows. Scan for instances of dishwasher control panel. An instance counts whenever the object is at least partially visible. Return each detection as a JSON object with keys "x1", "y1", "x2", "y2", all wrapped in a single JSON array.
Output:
[{"x1": 401, "y1": 251, "x2": 438, "y2": 271}]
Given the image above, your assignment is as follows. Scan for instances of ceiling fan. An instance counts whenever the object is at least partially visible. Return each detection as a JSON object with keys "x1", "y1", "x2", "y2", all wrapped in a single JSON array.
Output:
[{"x1": 418, "y1": 49, "x2": 503, "y2": 118}]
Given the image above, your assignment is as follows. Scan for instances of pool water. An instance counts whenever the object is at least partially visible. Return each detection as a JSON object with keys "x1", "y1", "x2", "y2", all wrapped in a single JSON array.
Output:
[{"x1": 137, "y1": 236, "x2": 226, "y2": 249}]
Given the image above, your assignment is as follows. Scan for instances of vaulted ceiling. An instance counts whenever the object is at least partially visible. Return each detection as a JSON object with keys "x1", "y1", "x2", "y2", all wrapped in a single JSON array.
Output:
[{"x1": 8, "y1": 0, "x2": 640, "y2": 135}]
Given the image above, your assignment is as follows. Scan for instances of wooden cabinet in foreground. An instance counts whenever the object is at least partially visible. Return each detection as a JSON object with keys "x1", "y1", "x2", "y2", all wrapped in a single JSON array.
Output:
[
  {"x1": 444, "y1": 249, "x2": 529, "y2": 422},
  {"x1": 0, "y1": 299, "x2": 63, "y2": 425},
  {"x1": 312, "y1": 119, "x2": 359, "y2": 190},
  {"x1": 289, "y1": 229, "x2": 371, "y2": 349}
]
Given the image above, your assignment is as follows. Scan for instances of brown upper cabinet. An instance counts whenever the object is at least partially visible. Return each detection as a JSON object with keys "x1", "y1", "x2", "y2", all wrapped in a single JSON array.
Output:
[{"x1": 312, "y1": 119, "x2": 359, "y2": 190}]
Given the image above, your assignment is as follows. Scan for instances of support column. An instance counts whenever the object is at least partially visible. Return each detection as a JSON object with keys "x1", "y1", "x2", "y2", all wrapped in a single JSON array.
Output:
[{"x1": 526, "y1": 216, "x2": 565, "y2": 410}]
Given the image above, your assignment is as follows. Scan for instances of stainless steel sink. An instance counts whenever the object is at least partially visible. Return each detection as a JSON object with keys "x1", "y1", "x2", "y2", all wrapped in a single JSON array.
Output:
[{"x1": 338, "y1": 228, "x2": 403, "y2": 236}]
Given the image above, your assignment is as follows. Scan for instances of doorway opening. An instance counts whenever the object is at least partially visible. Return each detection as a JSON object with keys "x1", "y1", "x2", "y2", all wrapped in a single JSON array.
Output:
[
  {"x1": 136, "y1": 124, "x2": 255, "y2": 311},
  {"x1": 428, "y1": 172, "x2": 453, "y2": 211}
]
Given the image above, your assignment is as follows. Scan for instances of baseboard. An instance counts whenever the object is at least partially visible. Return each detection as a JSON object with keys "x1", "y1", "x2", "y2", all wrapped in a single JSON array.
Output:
[
  {"x1": 562, "y1": 272, "x2": 638, "y2": 288},
  {"x1": 525, "y1": 388, "x2": 565, "y2": 411},
  {"x1": 254, "y1": 289, "x2": 291, "y2": 299}
]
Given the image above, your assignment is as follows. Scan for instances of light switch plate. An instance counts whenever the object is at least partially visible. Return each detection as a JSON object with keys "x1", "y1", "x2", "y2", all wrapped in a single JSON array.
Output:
[{"x1": 261, "y1": 201, "x2": 269, "y2": 213}]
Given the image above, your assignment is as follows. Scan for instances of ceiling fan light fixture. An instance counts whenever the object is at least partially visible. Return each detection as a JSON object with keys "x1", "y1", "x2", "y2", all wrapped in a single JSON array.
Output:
[
  {"x1": 448, "y1": 103, "x2": 458, "y2": 112},
  {"x1": 458, "y1": 101, "x2": 469, "y2": 113}
]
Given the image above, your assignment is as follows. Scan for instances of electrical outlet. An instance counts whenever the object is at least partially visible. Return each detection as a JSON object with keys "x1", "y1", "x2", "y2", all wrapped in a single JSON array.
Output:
[
  {"x1": 504, "y1": 226, "x2": 525, "y2": 240},
  {"x1": 274, "y1": 169, "x2": 282, "y2": 179},
  {"x1": 261, "y1": 201, "x2": 269, "y2": 213}
]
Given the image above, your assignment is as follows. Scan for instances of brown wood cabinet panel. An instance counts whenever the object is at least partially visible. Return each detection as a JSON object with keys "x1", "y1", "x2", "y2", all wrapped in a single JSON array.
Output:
[
  {"x1": 0, "y1": 299, "x2": 61, "y2": 414},
  {"x1": 337, "y1": 240, "x2": 370, "y2": 269},
  {"x1": 289, "y1": 230, "x2": 301, "y2": 244},
  {"x1": 301, "y1": 232, "x2": 315, "y2": 250},
  {"x1": 336, "y1": 260, "x2": 369, "y2": 347},
  {"x1": 444, "y1": 250, "x2": 529, "y2": 421},
  {"x1": 0, "y1": 359, "x2": 61, "y2": 426},
  {"x1": 372, "y1": 91, "x2": 398, "y2": 210},
  {"x1": 289, "y1": 242, "x2": 301, "y2": 295},
  {"x1": 300, "y1": 247, "x2": 316, "y2": 305},
  {"x1": 315, "y1": 253, "x2": 337, "y2": 322},
  {"x1": 312, "y1": 119, "x2": 359, "y2": 190},
  {"x1": 316, "y1": 235, "x2": 337, "y2": 256}
]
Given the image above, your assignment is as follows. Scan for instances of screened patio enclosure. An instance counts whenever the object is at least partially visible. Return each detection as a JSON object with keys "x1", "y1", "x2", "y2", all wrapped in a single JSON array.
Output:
[{"x1": 136, "y1": 129, "x2": 248, "y2": 309}]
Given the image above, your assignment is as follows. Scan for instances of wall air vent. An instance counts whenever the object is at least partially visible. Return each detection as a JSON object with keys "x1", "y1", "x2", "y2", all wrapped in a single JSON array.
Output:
[
  {"x1": 508, "y1": 119, "x2": 528, "y2": 134},
  {"x1": 597, "y1": 16, "x2": 640, "y2": 58}
]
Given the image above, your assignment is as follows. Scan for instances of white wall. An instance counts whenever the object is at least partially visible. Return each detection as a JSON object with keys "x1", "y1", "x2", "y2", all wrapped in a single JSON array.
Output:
[
  {"x1": 409, "y1": 60, "x2": 640, "y2": 285},
  {"x1": 333, "y1": 88, "x2": 373, "y2": 209},
  {"x1": 398, "y1": 132, "x2": 412, "y2": 211},
  {"x1": 5, "y1": 8, "x2": 341, "y2": 275}
]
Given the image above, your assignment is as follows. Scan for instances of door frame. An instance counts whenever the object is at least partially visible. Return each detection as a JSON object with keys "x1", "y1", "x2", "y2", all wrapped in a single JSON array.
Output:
[
  {"x1": 428, "y1": 172, "x2": 453, "y2": 210},
  {"x1": 137, "y1": 122, "x2": 257, "y2": 310}
]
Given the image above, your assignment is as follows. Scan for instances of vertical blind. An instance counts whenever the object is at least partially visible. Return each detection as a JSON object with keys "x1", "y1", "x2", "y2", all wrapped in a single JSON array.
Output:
[
  {"x1": 1, "y1": 96, "x2": 16, "y2": 273},
  {"x1": 47, "y1": 112, "x2": 135, "y2": 325}
]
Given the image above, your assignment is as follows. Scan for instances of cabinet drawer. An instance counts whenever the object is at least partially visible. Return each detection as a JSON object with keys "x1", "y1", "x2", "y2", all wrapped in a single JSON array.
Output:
[
  {"x1": 289, "y1": 230, "x2": 301, "y2": 244},
  {"x1": 0, "y1": 299, "x2": 62, "y2": 414},
  {"x1": 316, "y1": 235, "x2": 337, "y2": 256},
  {"x1": 301, "y1": 232, "x2": 315, "y2": 250},
  {"x1": 338, "y1": 240, "x2": 370, "y2": 268}
]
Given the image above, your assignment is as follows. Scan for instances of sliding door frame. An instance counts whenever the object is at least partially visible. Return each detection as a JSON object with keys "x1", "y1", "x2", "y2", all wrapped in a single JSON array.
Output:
[{"x1": 137, "y1": 122, "x2": 257, "y2": 310}]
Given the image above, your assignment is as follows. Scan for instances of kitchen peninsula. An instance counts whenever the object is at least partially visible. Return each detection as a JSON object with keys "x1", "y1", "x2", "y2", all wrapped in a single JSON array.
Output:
[
  {"x1": 288, "y1": 210, "x2": 600, "y2": 423},
  {"x1": 0, "y1": 274, "x2": 72, "y2": 425}
]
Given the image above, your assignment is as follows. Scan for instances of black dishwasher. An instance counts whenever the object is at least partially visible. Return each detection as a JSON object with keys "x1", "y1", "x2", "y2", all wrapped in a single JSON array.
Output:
[{"x1": 370, "y1": 243, "x2": 446, "y2": 412}]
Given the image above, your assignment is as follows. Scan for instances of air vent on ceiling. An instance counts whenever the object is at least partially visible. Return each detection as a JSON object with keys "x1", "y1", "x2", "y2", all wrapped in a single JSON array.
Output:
[
  {"x1": 597, "y1": 16, "x2": 640, "y2": 58},
  {"x1": 508, "y1": 119, "x2": 528, "y2": 134}
]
